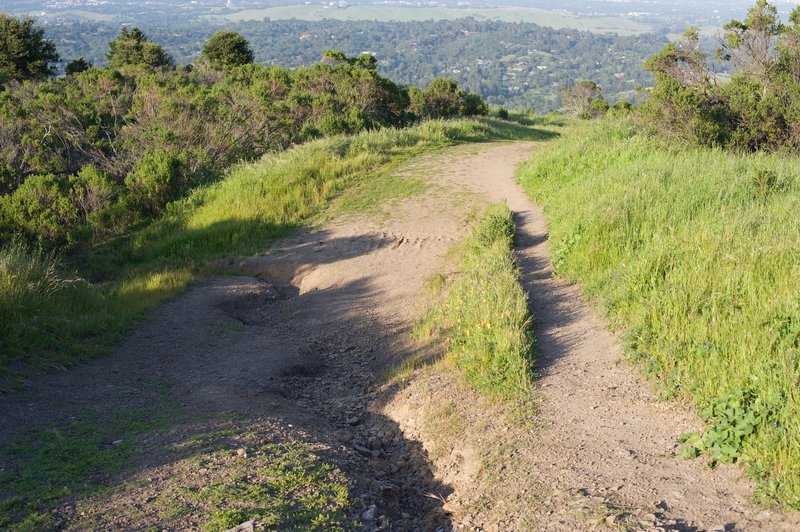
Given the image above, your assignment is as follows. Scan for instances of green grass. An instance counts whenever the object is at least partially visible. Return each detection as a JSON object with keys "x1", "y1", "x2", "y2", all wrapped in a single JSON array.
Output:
[
  {"x1": 0, "y1": 408, "x2": 353, "y2": 530},
  {"x1": 416, "y1": 203, "x2": 535, "y2": 401},
  {"x1": 159, "y1": 442, "x2": 352, "y2": 531},
  {"x1": 518, "y1": 115, "x2": 800, "y2": 508},
  {"x1": 1, "y1": 117, "x2": 552, "y2": 378},
  {"x1": 0, "y1": 398, "x2": 183, "y2": 529},
  {"x1": 212, "y1": 5, "x2": 651, "y2": 35}
]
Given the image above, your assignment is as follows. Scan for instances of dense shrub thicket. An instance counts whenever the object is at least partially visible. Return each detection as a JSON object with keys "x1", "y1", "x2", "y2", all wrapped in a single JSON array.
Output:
[
  {"x1": 0, "y1": 24, "x2": 487, "y2": 248},
  {"x1": 643, "y1": 0, "x2": 800, "y2": 152}
]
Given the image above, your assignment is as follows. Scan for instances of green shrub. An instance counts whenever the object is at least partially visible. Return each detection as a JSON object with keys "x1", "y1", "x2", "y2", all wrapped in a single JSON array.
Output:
[
  {"x1": 69, "y1": 164, "x2": 116, "y2": 220},
  {"x1": 124, "y1": 150, "x2": 185, "y2": 215},
  {"x1": 1, "y1": 173, "x2": 80, "y2": 244}
]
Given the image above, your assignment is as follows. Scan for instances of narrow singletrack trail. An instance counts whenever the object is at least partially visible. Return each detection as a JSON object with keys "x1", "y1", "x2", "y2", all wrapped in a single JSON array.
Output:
[
  {"x1": 433, "y1": 143, "x2": 798, "y2": 531},
  {"x1": 1, "y1": 141, "x2": 797, "y2": 530}
]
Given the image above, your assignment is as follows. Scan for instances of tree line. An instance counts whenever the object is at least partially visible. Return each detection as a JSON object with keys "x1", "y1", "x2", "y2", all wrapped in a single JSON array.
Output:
[
  {"x1": 0, "y1": 15, "x2": 487, "y2": 248},
  {"x1": 643, "y1": 0, "x2": 800, "y2": 152},
  {"x1": 42, "y1": 18, "x2": 664, "y2": 112}
]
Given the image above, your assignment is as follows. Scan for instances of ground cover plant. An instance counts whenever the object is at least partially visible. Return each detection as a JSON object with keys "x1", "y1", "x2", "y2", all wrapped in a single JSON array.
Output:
[
  {"x1": 417, "y1": 203, "x2": 534, "y2": 402},
  {"x1": 0, "y1": 395, "x2": 183, "y2": 529},
  {"x1": 518, "y1": 115, "x2": 800, "y2": 508}
]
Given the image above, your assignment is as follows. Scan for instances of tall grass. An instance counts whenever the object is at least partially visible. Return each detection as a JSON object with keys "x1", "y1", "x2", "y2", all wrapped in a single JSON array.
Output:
[
  {"x1": 418, "y1": 203, "x2": 534, "y2": 401},
  {"x1": 518, "y1": 116, "x2": 800, "y2": 508},
  {"x1": 1, "y1": 117, "x2": 544, "y2": 376}
]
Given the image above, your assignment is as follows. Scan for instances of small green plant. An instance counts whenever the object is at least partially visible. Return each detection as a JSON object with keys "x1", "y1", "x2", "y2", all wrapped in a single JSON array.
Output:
[
  {"x1": 170, "y1": 441, "x2": 352, "y2": 531},
  {"x1": 752, "y1": 168, "x2": 779, "y2": 199},
  {"x1": 751, "y1": 167, "x2": 779, "y2": 199},
  {"x1": 551, "y1": 225, "x2": 583, "y2": 274},
  {"x1": 678, "y1": 389, "x2": 774, "y2": 467}
]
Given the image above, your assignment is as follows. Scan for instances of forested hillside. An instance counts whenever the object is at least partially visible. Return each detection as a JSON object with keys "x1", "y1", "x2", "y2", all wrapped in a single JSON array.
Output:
[{"x1": 44, "y1": 19, "x2": 664, "y2": 111}]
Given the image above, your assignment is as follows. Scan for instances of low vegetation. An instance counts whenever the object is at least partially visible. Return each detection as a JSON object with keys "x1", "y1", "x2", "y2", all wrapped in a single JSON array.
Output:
[
  {"x1": 0, "y1": 396, "x2": 183, "y2": 529},
  {"x1": 519, "y1": 115, "x2": 800, "y2": 508},
  {"x1": 156, "y1": 441, "x2": 352, "y2": 531},
  {"x1": 0, "y1": 118, "x2": 523, "y2": 377},
  {"x1": 1, "y1": 401, "x2": 352, "y2": 530},
  {"x1": 417, "y1": 203, "x2": 534, "y2": 401}
]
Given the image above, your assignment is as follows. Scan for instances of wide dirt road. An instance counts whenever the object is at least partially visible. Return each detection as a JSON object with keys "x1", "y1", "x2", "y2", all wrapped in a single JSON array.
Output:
[{"x1": 1, "y1": 141, "x2": 796, "y2": 530}]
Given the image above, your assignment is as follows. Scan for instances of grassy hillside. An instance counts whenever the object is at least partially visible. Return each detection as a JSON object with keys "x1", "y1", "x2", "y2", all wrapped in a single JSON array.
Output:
[
  {"x1": 518, "y1": 116, "x2": 800, "y2": 508},
  {"x1": 0, "y1": 117, "x2": 547, "y2": 380}
]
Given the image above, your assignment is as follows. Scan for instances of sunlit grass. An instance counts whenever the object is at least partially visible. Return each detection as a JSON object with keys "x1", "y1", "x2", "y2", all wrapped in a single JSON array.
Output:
[
  {"x1": 518, "y1": 115, "x2": 800, "y2": 508},
  {"x1": 416, "y1": 203, "x2": 534, "y2": 401}
]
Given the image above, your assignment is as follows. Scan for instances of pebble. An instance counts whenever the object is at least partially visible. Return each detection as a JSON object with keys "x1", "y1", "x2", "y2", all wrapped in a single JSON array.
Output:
[
  {"x1": 353, "y1": 444, "x2": 372, "y2": 457},
  {"x1": 224, "y1": 521, "x2": 254, "y2": 532},
  {"x1": 361, "y1": 505, "x2": 377, "y2": 521},
  {"x1": 347, "y1": 417, "x2": 361, "y2": 426}
]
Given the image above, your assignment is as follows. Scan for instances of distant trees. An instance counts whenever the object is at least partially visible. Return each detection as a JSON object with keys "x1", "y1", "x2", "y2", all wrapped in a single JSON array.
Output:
[
  {"x1": 201, "y1": 30, "x2": 254, "y2": 69},
  {"x1": 643, "y1": 0, "x2": 800, "y2": 151},
  {"x1": 0, "y1": 14, "x2": 59, "y2": 85},
  {"x1": 107, "y1": 27, "x2": 173, "y2": 69},
  {"x1": 42, "y1": 18, "x2": 664, "y2": 112},
  {"x1": 65, "y1": 57, "x2": 92, "y2": 76}
]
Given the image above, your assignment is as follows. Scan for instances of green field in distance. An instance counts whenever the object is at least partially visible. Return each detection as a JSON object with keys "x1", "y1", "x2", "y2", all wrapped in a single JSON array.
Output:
[{"x1": 209, "y1": 5, "x2": 652, "y2": 35}]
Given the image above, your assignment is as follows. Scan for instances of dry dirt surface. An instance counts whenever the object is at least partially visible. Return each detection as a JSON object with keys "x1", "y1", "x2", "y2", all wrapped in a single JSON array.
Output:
[{"x1": 1, "y1": 141, "x2": 799, "y2": 531}]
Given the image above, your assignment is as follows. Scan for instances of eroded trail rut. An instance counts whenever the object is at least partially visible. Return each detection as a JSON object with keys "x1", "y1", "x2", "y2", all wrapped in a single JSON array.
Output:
[{"x1": 2, "y1": 142, "x2": 797, "y2": 530}]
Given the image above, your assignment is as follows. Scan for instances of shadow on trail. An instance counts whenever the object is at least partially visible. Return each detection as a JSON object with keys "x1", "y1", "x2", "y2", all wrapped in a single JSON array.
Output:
[
  {"x1": 0, "y1": 232, "x2": 453, "y2": 530},
  {"x1": 511, "y1": 209, "x2": 586, "y2": 376}
]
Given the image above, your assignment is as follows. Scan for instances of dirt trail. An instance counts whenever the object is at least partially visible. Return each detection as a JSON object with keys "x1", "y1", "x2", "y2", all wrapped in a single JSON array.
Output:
[
  {"x1": 2, "y1": 141, "x2": 797, "y2": 530},
  {"x1": 427, "y1": 144, "x2": 799, "y2": 531}
]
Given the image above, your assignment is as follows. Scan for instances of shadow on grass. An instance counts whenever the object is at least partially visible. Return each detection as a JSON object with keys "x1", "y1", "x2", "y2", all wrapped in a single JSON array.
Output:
[{"x1": 478, "y1": 116, "x2": 562, "y2": 142}]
